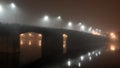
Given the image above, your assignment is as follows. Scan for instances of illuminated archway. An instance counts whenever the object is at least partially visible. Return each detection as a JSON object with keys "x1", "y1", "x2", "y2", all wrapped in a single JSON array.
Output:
[
  {"x1": 19, "y1": 32, "x2": 43, "y2": 62},
  {"x1": 20, "y1": 32, "x2": 42, "y2": 47}
]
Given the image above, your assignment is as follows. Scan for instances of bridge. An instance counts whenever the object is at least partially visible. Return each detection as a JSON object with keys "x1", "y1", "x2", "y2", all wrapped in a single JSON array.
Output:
[
  {"x1": 0, "y1": 23, "x2": 110, "y2": 66},
  {"x1": 0, "y1": 1, "x2": 119, "y2": 68}
]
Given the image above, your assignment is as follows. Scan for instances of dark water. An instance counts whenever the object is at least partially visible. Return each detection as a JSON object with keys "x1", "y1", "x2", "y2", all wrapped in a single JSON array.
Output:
[
  {"x1": 0, "y1": 42, "x2": 119, "y2": 68},
  {"x1": 0, "y1": 54, "x2": 19, "y2": 68}
]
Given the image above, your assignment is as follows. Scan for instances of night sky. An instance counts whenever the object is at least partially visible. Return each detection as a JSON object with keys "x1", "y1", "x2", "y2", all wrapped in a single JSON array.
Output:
[{"x1": 1, "y1": 0, "x2": 120, "y2": 32}]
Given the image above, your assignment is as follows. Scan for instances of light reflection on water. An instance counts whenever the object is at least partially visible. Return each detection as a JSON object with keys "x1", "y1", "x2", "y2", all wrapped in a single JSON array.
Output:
[
  {"x1": 20, "y1": 44, "x2": 42, "y2": 65},
  {"x1": 0, "y1": 45, "x2": 106, "y2": 68},
  {"x1": 65, "y1": 50, "x2": 102, "y2": 68},
  {"x1": 107, "y1": 43, "x2": 119, "y2": 52},
  {"x1": 0, "y1": 44, "x2": 42, "y2": 68},
  {"x1": 0, "y1": 32, "x2": 114, "y2": 68}
]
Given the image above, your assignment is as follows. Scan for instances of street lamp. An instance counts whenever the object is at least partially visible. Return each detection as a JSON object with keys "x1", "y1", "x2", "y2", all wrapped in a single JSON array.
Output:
[
  {"x1": 110, "y1": 32, "x2": 117, "y2": 40},
  {"x1": 68, "y1": 21, "x2": 72, "y2": 27},
  {"x1": 0, "y1": 5, "x2": 3, "y2": 12},
  {"x1": 43, "y1": 15, "x2": 49, "y2": 21},
  {"x1": 88, "y1": 27, "x2": 92, "y2": 32},
  {"x1": 80, "y1": 25, "x2": 85, "y2": 31},
  {"x1": 10, "y1": 3, "x2": 16, "y2": 9},
  {"x1": 110, "y1": 44, "x2": 116, "y2": 51},
  {"x1": 57, "y1": 16, "x2": 61, "y2": 20}
]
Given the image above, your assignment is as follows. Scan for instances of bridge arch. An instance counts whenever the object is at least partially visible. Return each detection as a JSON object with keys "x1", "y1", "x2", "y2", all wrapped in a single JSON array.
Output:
[
  {"x1": 19, "y1": 32, "x2": 43, "y2": 63},
  {"x1": 19, "y1": 32, "x2": 42, "y2": 47}
]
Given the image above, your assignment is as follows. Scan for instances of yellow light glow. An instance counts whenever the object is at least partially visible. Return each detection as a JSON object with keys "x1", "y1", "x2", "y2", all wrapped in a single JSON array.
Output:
[
  {"x1": 63, "y1": 34, "x2": 68, "y2": 38},
  {"x1": 28, "y1": 33, "x2": 32, "y2": 37},
  {"x1": 63, "y1": 43, "x2": 66, "y2": 48},
  {"x1": 29, "y1": 40, "x2": 32, "y2": 45},
  {"x1": 92, "y1": 30, "x2": 101, "y2": 35},
  {"x1": 38, "y1": 40, "x2": 42, "y2": 46},
  {"x1": 110, "y1": 45, "x2": 116, "y2": 51},
  {"x1": 38, "y1": 34, "x2": 42, "y2": 37},
  {"x1": 20, "y1": 34, "x2": 25, "y2": 37},
  {"x1": 38, "y1": 34, "x2": 42, "y2": 47},
  {"x1": 63, "y1": 34, "x2": 68, "y2": 54},
  {"x1": 110, "y1": 32, "x2": 116, "y2": 39},
  {"x1": 20, "y1": 40, "x2": 23, "y2": 45},
  {"x1": 63, "y1": 34, "x2": 67, "y2": 48}
]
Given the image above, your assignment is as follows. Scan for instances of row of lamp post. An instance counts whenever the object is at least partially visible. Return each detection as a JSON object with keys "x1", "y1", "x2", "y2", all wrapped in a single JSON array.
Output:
[
  {"x1": 0, "y1": 2, "x2": 102, "y2": 35},
  {"x1": 42, "y1": 15, "x2": 102, "y2": 35}
]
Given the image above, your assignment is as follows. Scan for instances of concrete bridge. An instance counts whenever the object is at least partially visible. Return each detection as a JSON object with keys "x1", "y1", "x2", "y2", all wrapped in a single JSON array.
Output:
[{"x1": 0, "y1": 23, "x2": 109, "y2": 65}]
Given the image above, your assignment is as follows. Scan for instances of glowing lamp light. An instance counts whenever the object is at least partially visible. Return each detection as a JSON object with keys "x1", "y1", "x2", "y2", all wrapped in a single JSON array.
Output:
[
  {"x1": 38, "y1": 40, "x2": 42, "y2": 46},
  {"x1": 57, "y1": 16, "x2": 61, "y2": 20},
  {"x1": 20, "y1": 34, "x2": 25, "y2": 37},
  {"x1": 98, "y1": 51, "x2": 101, "y2": 55},
  {"x1": 38, "y1": 34, "x2": 42, "y2": 37},
  {"x1": 0, "y1": 5, "x2": 3, "y2": 12},
  {"x1": 78, "y1": 62, "x2": 81, "y2": 67},
  {"x1": 28, "y1": 40, "x2": 32, "y2": 45},
  {"x1": 89, "y1": 56, "x2": 92, "y2": 61},
  {"x1": 81, "y1": 25, "x2": 85, "y2": 31},
  {"x1": 67, "y1": 60, "x2": 71, "y2": 66},
  {"x1": 63, "y1": 34, "x2": 68, "y2": 38},
  {"x1": 28, "y1": 33, "x2": 32, "y2": 37},
  {"x1": 80, "y1": 56, "x2": 84, "y2": 61},
  {"x1": 92, "y1": 51, "x2": 95, "y2": 54},
  {"x1": 68, "y1": 22, "x2": 72, "y2": 27},
  {"x1": 11, "y1": 3, "x2": 16, "y2": 9},
  {"x1": 95, "y1": 53, "x2": 98, "y2": 56},
  {"x1": 88, "y1": 52, "x2": 91, "y2": 56},
  {"x1": 20, "y1": 40, "x2": 23, "y2": 45},
  {"x1": 92, "y1": 30, "x2": 101, "y2": 35},
  {"x1": 43, "y1": 15, "x2": 49, "y2": 21},
  {"x1": 63, "y1": 44, "x2": 66, "y2": 48},
  {"x1": 110, "y1": 32, "x2": 116, "y2": 40},
  {"x1": 88, "y1": 27, "x2": 92, "y2": 32},
  {"x1": 110, "y1": 45, "x2": 116, "y2": 51}
]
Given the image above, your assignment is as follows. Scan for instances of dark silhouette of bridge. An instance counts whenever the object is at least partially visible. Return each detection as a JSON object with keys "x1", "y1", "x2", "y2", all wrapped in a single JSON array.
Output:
[{"x1": 0, "y1": 23, "x2": 109, "y2": 57}]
